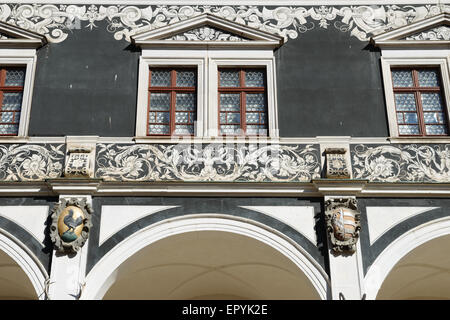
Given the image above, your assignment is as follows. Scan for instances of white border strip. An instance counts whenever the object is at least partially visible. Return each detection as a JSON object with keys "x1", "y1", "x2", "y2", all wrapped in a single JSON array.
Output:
[{"x1": 0, "y1": 1, "x2": 445, "y2": 5}]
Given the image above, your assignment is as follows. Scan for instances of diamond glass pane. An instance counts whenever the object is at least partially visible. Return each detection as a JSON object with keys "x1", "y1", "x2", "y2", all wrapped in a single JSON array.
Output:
[
  {"x1": 424, "y1": 112, "x2": 445, "y2": 124},
  {"x1": 394, "y1": 93, "x2": 416, "y2": 111},
  {"x1": 421, "y1": 93, "x2": 444, "y2": 111},
  {"x1": 0, "y1": 112, "x2": 14, "y2": 123},
  {"x1": 396, "y1": 113, "x2": 404, "y2": 123},
  {"x1": 246, "y1": 124, "x2": 267, "y2": 135},
  {"x1": 418, "y1": 69, "x2": 440, "y2": 87},
  {"x1": 175, "y1": 112, "x2": 189, "y2": 123},
  {"x1": 5, "y1": 68, "x2": 25, "y2": 87},
  {"x1": 398, "y1": 125, "x2": 420, "y2": 135},
  {"x1": 219, "y1": 70, "x2": 239, "y2": 87},
  {"x1": 260, "y1": 112, "x2": 267, "y2": 124},
  {"x1": 220, "y1": 113, "x2": 226, "y2": 124},
  {"x1": 148, "y1": 124, "x2": 170, "y2": 135},
  {"x1": 148, "y1": 112, "x2": 156, "y2": 122},
  {"x1": 245, "y1": 70, "x2": 265, "y2": 87},
  {"x1": 392, "y1": 70, "x2": 413, "y2": 87},
  {"x1": 220, "y1": 93, "x2": 240, "y2": 111},
  {"x1": 425, "y1": 125, "x2": 447, "y2": 135},
  {"x1": 175, "y1": 93, "x2": 196, "y2": 111},
  {"x1": 150, "y1": 70, "x2": 171, "y2": 87},
  {"x1": 0, "y1": 124, "x2": 18, "y2": 135},
  {"x1": 149, "y1": 93, "x2": 170, "y2": 111},
  {"x1": 176, "y1": 70, "x2": 196, "y2": 87},
  {"x1": 155, "y1": 112, "x2": 170, "y2": 123},
  {"x1": 1, "y1": 92, "x2": 23, "y2": 111},
  {"x1": 403, "y1": 113, "x2": 418, "y2": 124},
  {"x1": 227, "y1": 113, "x2": 240, "y2": 124},
  {"x1": 220, "y1": 124, "x2": 241, "y2": 135},
  {"x1": 246, "y1": 93, "x2": 265, "y2": 111},
  {"x1": 246, "y1": 113, "x2": 259, "y2": 124},
  {"x1": 174, "y1": 124, "x2": 194, "y2": 135}
]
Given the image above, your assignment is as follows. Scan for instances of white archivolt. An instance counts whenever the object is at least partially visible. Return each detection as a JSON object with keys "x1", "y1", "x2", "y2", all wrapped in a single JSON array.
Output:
[
  {"x1": 81, "y1": 214, "x2": 330, "y2": 300},
  {"x1": 0, "y1": 228, "x2": 48, "y2": 299},
  {"x1": 363, "y1": 216, "x2": 450, "y2": 300}
]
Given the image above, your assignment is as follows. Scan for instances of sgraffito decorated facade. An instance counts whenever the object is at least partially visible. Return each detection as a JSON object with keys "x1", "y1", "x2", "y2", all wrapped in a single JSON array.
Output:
[{"x1": 0, "y1": 0, "x2": 448, "y2": 300}]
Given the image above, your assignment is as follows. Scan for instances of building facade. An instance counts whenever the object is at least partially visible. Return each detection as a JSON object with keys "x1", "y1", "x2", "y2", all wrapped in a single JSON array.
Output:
[{"x1": 0, "y1": 0, "x2": 448, "y2": 300}]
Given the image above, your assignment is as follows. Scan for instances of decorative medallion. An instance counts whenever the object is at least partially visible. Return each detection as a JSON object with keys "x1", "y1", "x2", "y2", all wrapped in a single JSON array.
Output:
[
  {"x1": 325, "y1": 148, "x2": 350, "y2": 179},
  {"x1": 166, "y1": 26, "x2": 248, "y2": 41},
  {"x1": 50, "y1": 198, "x2": 93, "y2": 253},
  {"x1": 325, "y1": 198, "x2": 361, "y2": 254},
  {"x1": 64, "y1": 147, "x2": 94, "y2": 178}
]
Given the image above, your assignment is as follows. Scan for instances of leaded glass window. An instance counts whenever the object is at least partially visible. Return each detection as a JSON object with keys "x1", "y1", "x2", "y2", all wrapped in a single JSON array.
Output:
[
  {"x1": 392, "y1": 67, "x2": 448, "y2": 136},
  {"x1": 0, "y1": 67, "x2": 25, "y2": 135},
  {"x1": 218, "y1": 68, "x2": 268, "y2": 136},
  {"x1": 147, "y1": 68, "x2": 197, "y2": 136}
]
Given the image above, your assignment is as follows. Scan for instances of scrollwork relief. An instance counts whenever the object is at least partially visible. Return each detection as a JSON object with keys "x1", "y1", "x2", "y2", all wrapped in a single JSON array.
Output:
[
  {"x1": 0, "y1": 144, "x2": 65, "y2": 181},
  {"x1": 0, "y1": 4, "x2": 447, "y2": 43},
  {"x1": 95, "y1": 143, "x2": 321, "y2": 182},
  {"x1": 352, "y1": 144, "x2": 450, "y2": 182}
]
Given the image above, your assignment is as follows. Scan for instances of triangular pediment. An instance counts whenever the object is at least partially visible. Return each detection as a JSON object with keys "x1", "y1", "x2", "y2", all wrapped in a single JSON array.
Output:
[
  {"x1": 0, "y1": 21, "x2": 46, "y2": 48},
  {"x1": 131, "y1": 13, "x2": 283, "y2": 48},
  {"x1": 371, "y1": 12, "x2": 450, "y2": 46}
]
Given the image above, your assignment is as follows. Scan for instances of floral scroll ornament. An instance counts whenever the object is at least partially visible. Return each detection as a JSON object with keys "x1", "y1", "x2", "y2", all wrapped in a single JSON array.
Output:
[
  {"x1": 325, "y1": 198, "x2": 361, "y2": 254},
  {"x1": 50, "y1": 198, "x2": 93, "y2": 254},
  {"x1": 0, "y1": 144, "x2": 64, "y2": 181},
  {"x1": 0, "y1": 4, "x2": 447, "y2": 43},
  {"x1": 352, "y1": 144, "x2": 450, "y2": 182},
  {"x1": 95, "y1": 143, "x2": 321, "y2": 182}
]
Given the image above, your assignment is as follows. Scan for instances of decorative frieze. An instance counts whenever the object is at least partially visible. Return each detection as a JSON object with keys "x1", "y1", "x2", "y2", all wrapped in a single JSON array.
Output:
[
  {"x1": 0, "y1": 4, "x2": 447, "y2": 43},
  {"x1": 324, "y1": 148, "x2": 350, "y2": 179},
  {"x1": 50, "y1": 197, "x2": 93, "y2": 253},
  {"x1": 166, "y1": 26, "x2": 248, "y2": 41},
  {"x1": 0, "y1": 144, "x2": 64, "y2": 181},
  {"x1": 405, "y1": 25, "x2": 450, "y2": 41},
  {"x1": 325, "y1": 197, "x2": 361, "y2": 254},
  {"x1": 95, "y1": 143, "x2": 321, "y2": 182},
  {"x1": 352, "y1": 144, "x2": 450, "y2": 183}
]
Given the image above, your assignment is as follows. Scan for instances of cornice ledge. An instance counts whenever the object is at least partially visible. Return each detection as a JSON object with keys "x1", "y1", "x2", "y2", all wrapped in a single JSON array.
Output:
[{"x1": 46, "y1": 178, "x2": 103, "y2": 195}]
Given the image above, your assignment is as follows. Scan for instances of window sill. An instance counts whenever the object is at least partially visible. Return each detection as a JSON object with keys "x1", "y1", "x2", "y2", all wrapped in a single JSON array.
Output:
[
  {"x1": 388, "y1": 136, "x2": 450, "y2": 144},
  {"x1": 134, "y1": 136, "x2": 280, "y2": 144}
]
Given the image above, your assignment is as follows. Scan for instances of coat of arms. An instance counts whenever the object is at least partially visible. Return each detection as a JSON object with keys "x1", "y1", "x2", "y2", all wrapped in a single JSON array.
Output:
[
  {"x1": 324, "y1": 198, "x2": 361, "y2": 254},
  {"x1": 50, "y1": 198, "x2": 93, "y2": 253}
]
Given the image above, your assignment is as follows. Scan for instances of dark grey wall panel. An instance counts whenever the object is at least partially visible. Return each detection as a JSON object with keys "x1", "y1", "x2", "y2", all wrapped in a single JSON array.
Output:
[
  {"x1": 29, "y1": 21, "x2": 140, "y2": 137},
  {"x1": 275, "y1": 27, "x2": 388, "y2": 137},
  {"x1": 27, "y1": 16, "x2": 388, "y2": 137}
]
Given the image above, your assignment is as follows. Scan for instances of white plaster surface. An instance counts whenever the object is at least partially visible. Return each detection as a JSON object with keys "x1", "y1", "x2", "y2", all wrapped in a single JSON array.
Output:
[
  {"x1": 240, "y1": 206, "x2": 317, "y2": 244},
  {"x1": 99, "y1": 205, "x2": 179, "y2": 245},
  {"x1": 0, "y1": 206, "x2": 49, "y2": 244},
  {"x1": 366, "y1": 206, "x2": 439, "y2": 245}
]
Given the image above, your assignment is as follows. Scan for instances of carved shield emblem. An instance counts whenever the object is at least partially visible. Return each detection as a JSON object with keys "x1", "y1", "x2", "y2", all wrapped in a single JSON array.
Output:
[
  {"x1": 325, "y1": 198, "x2": 361, "y2": 254},
  {"x1": 331, "y1": 207, "x2": 358, "y2": 242},
  {"x1": 50, "y1": 198, "x2": 93, "y2": 253}
]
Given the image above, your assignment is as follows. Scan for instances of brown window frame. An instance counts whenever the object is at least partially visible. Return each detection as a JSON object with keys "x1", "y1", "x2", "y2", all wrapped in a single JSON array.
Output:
[
  {"x1": 0, "y1": 66, "x2": 25, "y2": 136},
  {"x1": 147, "y1": 67, "x2": 197, "y2": 136},
  {"x1": 218, "y1": 68, "x2": 268, "y2": 136},
  {"x1": 392, "y1": 66, "x2": 449, "y2": 137}
]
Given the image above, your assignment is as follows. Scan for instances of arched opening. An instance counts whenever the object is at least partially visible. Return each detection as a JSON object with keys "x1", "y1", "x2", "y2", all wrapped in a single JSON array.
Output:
[
  {"x1": 376, "y1": 234, "x2": 450, "y2": 300},
  {"x1": 103, "y1": 231, "x2": 321, "y2": 299},
  {"x1": 0, "y1": 249, "x2": 38, "y2": 299}
]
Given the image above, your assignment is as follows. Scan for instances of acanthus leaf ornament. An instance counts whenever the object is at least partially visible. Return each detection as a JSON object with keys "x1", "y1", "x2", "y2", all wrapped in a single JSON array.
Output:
[
  {"x1": 50, "y1": 198, "x2": 93, "y2": 254},
  {"x1": 0, "y1": 4, "x2": 447, "y2": 43},
  {"x1": 325, "y1": 198, "x2": 361, "y2": 254}
]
